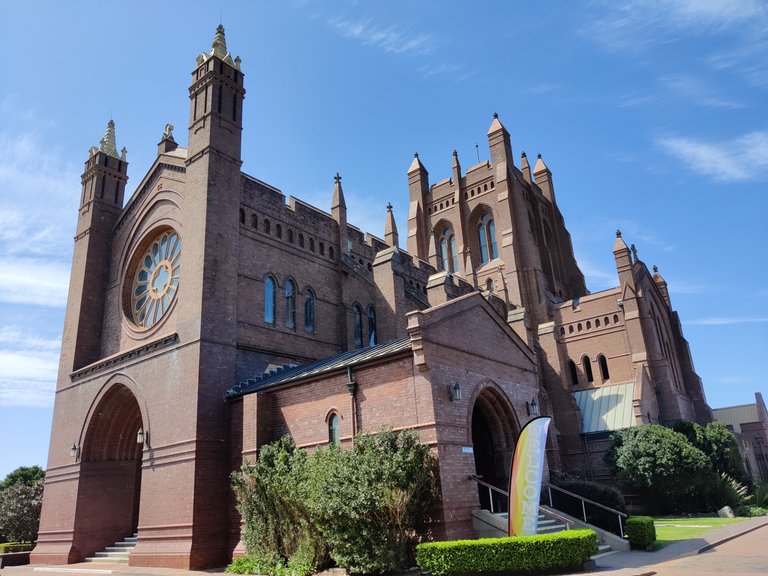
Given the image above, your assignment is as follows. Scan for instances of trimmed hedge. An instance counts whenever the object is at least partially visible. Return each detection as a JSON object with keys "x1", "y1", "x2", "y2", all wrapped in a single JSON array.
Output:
[
  {"x1": 625, "y1": 516, "x2": 656, "y2": 550},
  {"x1": 416, "y1": 529, "x2": 598, "y2": 576},
  {"x1": 734, "y1": 505, "x2": 768, "y2": 517},
  {"x1": 0, "y1": 542, "x2": 34, "y2": 553}
]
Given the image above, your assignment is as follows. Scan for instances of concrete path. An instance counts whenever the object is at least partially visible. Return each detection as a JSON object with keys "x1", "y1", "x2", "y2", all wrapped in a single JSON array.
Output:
[{"x1": 2, "y1": 517, "x2": 767, "y2": 576}]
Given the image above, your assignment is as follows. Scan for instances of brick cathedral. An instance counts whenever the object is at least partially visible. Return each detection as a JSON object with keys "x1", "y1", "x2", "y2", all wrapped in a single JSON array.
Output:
[{"x1": 33, "y1": 27, "x2": 712, "y2": 568}]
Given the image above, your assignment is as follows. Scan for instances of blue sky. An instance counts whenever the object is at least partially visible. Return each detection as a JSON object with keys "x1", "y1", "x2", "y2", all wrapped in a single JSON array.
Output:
[{"x1": 1, "y1": 1, "x2": 766, "y2": 479}]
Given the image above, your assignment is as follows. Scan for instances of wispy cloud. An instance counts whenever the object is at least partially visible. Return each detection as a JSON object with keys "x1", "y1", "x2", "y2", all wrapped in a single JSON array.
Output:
[
  {"x1": 687, "y1": 316, "x2": 768, "y2": 326},
  {"x1": 577, "y1": 257, "x2": 617, "y2": 291},
  {"x1": 0, "y1": 328, "x2": 61, "y2": 407},
  {"x1": 328, "y1": 16, "x2": 435, "y2": 57},
  {"x1": 656, "y1": 131, "x2": 768, "y2": 182},
  {"x1": 0, "y1": 257, "x2": 70, "y2": 308},
  {"x1": 657, "y1": 74, "x2": 744, "y2": 109}
]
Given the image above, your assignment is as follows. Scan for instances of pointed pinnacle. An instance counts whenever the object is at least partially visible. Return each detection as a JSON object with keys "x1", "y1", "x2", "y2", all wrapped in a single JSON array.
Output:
[{"x1": 212, "y1": 24, "x2": 227, "y2": 58}]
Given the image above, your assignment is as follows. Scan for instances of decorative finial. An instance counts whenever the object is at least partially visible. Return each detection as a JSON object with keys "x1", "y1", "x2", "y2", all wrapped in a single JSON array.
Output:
[
  {"x1": 493, "y1": 112, "x2": 499, "y2": 119},
  {"x1": 521, "y1": 151, "x2": 527, "y2": 158},
  {"x1": 537, "y1": 152, "x2": 542, "y2": 159},
  {"x1": 653, "y1": 265, "x2": 658, "y2": 274},
  {"x1": 630, "y1": 244, "x2": 638, "y2": 260},
  {"x1": 162, "y1": 123, "x2": 175, "y2": 141},
  {"x1": 452, "y1": 149, "x2": 458, "y2": 157},
  {"x1": 616, "y1": 229, "x2": 622, "y2": 238},
  {"x1": 99, "y1": 119, "x2": 119, "y2": 158},
  {"x1": 234, "y1": 55, "x2": 242, "y2": 70},
  {"x1": 120, "y1": 147, "x2": 127, "y2": 161},
  {"x1": 334, "y1": 172, "x2": 341, "y2": 184},
  {"x1": 387, "y1": 202, "x2": 393, "y2": 212},
  {"x1": 414, "y1": 152, "x2": 419, "y2": 159}
]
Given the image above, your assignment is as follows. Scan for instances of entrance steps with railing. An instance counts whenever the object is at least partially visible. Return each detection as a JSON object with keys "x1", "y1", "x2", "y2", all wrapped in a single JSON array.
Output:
[
  {"x1": 83, "y1": 534, "x2": 137, "y2": 564},
  {"x1": 471, "y1": 510, "x2": 615, "y2": 557}
]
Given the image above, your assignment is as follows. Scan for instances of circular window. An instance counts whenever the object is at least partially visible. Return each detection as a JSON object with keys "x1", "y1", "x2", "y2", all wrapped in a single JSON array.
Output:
[{"x1": 131, "y1": 230, "x2": 181, "y2": 328}]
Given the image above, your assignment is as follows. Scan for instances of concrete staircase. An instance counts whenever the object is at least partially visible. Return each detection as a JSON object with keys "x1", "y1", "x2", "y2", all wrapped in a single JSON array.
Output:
[
  {"x1": 471, "y1": 510, "x2": 616, "y2": 558},
  {"x1": 83, "y1": 533, "x2": 137, "y2": 564}
]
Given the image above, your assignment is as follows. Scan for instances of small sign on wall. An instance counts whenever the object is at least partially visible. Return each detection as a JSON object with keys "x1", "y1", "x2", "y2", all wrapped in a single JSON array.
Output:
[{"x1": 461, "y1": 446, "x2": 474, "y2": 454}]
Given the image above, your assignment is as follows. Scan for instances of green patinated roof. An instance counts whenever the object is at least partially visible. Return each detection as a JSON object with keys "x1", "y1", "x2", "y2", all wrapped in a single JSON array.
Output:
[{"x1": 572, "y1": 381, "x2": 636, "y2": 434}]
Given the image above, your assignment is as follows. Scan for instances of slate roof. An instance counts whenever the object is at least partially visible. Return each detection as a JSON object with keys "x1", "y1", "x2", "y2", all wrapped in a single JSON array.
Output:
[
  {"x1": 572, "y1": 381, "x2": 636, "y2": 433},
  {"x1": 227, "y1": 336, "x2": 412, "y2": 398}
]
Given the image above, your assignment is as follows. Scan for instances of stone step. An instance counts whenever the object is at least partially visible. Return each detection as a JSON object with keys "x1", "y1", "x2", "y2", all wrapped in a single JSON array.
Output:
[{"x1": 84, "y1": 557, "x2": 129, "y2": 564}]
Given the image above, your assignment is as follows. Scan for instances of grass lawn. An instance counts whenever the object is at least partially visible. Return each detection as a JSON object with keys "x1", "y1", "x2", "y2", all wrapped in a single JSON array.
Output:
[{"x1": 652, "y1": 516, "x2": 749, "y2": 549}]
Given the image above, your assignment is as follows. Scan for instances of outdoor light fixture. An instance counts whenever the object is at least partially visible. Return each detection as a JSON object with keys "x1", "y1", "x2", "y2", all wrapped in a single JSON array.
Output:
[
  {"x1": 449, "y1": 381, "x2": 462, "y2": 402},
  {"x1": 136, "y1": 427, "x2": 145, "y2": 445},
  {"x1": 527, "y1": 397, "x2": 540, "y2": 416}
]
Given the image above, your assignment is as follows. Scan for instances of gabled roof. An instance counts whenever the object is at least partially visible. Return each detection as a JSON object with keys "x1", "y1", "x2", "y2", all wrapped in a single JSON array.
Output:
[
  {"x1": 572, "y1": 381, "x2": 636, "y2": 433},
  {"x1": 227, "y1": 337, "x2": 412, "y2": 398}
]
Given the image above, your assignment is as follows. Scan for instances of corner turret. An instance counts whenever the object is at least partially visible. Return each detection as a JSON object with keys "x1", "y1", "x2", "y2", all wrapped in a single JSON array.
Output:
[
  {"x1": 487, "y1": 112, "x2": 513, "y2": 169},
  {"x1": 533, "y1": 153, "x2": 556, "y2": 203}
]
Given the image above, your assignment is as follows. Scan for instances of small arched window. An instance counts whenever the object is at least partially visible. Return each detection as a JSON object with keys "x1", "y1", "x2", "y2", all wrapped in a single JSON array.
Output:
[
  {"x1": 583, "y1": 356, "x2": 594, "y2": 383},
  {"x1": 239, "y1": 208, "x2": 245, "y2": 224},
  {"x1": 329, "y1": 246, "x2": 335, "y2": 260},
  {"x1": 304, "y1": 288, "x2": 315, "y2": 332},
  {"x1": 299, "y1": 234, "x2": 305, "y2": 248},
  {"x1": 439, "y1": 228, "x2": 459, "y2": 273},
  {"x1": 250, "y1": 213, "x2": 257, "y2": 228},
  {"x1": 264, "y1": 276, "x2": 276, "y2": 324},
  {"x1": 288, "y1": 229, "x2": 294, "y2": 243},
  {"x1": 598, "y1": 354, "x2": 610, "y2": 381},
  {"x1": 276, "y1": 224, "x2": 283, "y2": 239},
  {"x1": 310, "y1": 238, "x2": 315, "y2": 252},
  {"x1": 613, "y1": 314, "x2": 619, "y2": 324},
  {"x1": 477, "y1": 213, "x2": 498, "y2": 264},
  {"x1": 284, "y1": 279, "x2": 296, "y2": 328},
  {"x1": 353, "y1": 305, "x2": 363, "y2": 349},
  {"x1": 319, "y1": 242, "x2": 325, "y2": 256},
  {"x1": 264, "y1": 219, "x2": 271, "y2": 235},
  {"x1": 328, "y1": 413, "x2": 340, "y2": 446},
  {"x1": 595, "y1": 318, "x2": 601, "y2": 327},
  {"x1": 567, "y1": 360, "x2": 578, "y2": 386},
  {"x1": 486, "y1": 278, "x2": 494, "y2": 294},
  {"x1": 367, "y1": 306, "x2": 377, "y2": 347},
  {"x1": 604, "y1": 316, "x2": 610, "y2": 325}
]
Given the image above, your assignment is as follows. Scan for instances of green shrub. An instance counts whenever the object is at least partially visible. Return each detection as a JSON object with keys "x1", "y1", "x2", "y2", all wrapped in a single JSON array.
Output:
[
  {"x1": 416, "y1": 530, "x2": 598, "y2": 576},
  {"x1": 549, "y1": 478, "x2": 626, "y2": 534},
  {"x1": 0, "y1": 542, "x2": 34, "y2": 553},
  {"x1": 752, "y1": 480, "x2": 768, "y2": 507},
  {"x1": 0, "y1": 482, "x2": 43, "y2": 543},
  {"x1": 625, "y1": 516, "x2": 656, "y2": 550},
  {"x1": 733, "y1": 505, "x2": 768, "y2": 517}
]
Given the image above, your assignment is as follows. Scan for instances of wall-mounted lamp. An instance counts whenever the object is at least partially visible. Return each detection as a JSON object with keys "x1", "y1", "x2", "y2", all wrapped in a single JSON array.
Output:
[
  {"x1": 136, "y1": 427, "x2": 145, "y2": 445},
  {"x1": 526, "y1": 397, "x2": 540, "y2": 416},
  {"x1": 448, "y1": 381, "x2": 462, "y2": 402},
  {"x1": 69, "y1": 443, "x2": 79, "y2": 458}
]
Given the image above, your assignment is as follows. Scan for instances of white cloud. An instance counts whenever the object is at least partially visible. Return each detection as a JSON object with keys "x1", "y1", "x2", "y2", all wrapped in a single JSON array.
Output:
[
  {"x1": 656, "y1": 131, "x2": 768, "y2": 183},
  {"x1": 0, "y1": 257, "x2": 70, "y2": 308},
  {"x1": 657, "y1": 74, "x2": 744, "y2": 109},
  {"x1": 576, "y1": 257, "x2": 617, "y2": 291},
  {"x1": 328, "y1": 16, "x2": 435, "y2": 57},
  {"x1": 686, "y1": 316, "x2": 768, "y2": 326}
]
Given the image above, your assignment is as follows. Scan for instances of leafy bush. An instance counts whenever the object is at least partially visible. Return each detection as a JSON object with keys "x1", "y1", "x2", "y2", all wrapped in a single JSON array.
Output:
[
  {"x1": 415, "y1": 530, "x2": 598, "y2": 576},
  {"x1": 0, "y1": 467, "x2": 44, "y2": 490},
  {"x1": 0, "y1": 542, "x2": 35, "y2": 553},
  {"x1": 712, "y1": 473, "x2": 750, "y2": 509},
  {"x1": 0, "y1": 482, "x2": 43, "y2": 543},
  {"x1": 733, "y1": 505, "x2": 768, "y2": 517},
  {"x1": 549, "y1": 478, "x2": 626, "y2": 534},
  {"x1": 752, "y1": 480, "x2": 768, "y2": 508},
  {"x1": 625, "y1": 516, "x2": 656, "y2": 550},
  {"x1": 673, "y1": 422, "x2": 750, "y2": 486},
  {"x1": 233, "y1": 429, "x2": 436, "y2": 575},
  {"x1": 605, "y1": 425, "x2": 715, "y2": 513}
]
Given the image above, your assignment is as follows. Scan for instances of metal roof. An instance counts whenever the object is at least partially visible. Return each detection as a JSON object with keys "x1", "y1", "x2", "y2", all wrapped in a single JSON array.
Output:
[
  {"x1": 572, "y1": 381, "x2": 636, "y2": 434},
  {"x1": 712, "y1": 404, "x2": 759, "y2": 433},
  {"x1": 227, "y1": 336, "x2": 412, "y2": 398}
]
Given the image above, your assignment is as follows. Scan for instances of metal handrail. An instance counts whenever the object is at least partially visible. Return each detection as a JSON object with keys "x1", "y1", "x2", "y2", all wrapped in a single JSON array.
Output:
[
  {"x1": 467, "y1": 475, "x2": 573, "y2": 530},
  {"x1": 542, "y1": 481, "x2": 626, "y2": 538}
]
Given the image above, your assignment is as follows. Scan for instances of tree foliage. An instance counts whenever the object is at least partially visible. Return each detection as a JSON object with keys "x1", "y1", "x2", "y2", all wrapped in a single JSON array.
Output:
[
  {"x1": 605, "y1": 425, "x2": 714, "y2": 513},
  {"x1": 232, "y1": 429, "x2": 436, "y2": 575},
  {"x1": 1, "y1": 466, "x2": 45, "y2": 490},
  {"x1": 0, "y1": 482, "x2": 44, "y2": 543},
  {"x1": 673, "y1": 421, "x2": 750, "y2": 486}
]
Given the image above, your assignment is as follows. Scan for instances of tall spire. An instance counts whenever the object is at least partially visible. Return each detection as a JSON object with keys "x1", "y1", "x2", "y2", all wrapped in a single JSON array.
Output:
[
  {"x1": 332, "y1": 172, "x2": 346, "y2": 210},
  {"x1": 212, "y1": 24, "x2": 228, "y2": 58},
  {"x1": 384, "y1": 202, "x2": 399, "y2": 248},
  {"x1": 98, "y1": 119, "x2": 119, "y2": 159}
]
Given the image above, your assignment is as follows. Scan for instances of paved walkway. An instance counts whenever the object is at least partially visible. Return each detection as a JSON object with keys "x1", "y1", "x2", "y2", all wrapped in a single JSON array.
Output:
[{"x1": 2, "y1": 517, "x2": 767, "y2": 576}]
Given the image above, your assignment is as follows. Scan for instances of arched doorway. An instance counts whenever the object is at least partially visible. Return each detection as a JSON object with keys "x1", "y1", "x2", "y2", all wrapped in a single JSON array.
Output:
[
  {"x1": 73, "y1": 384, "x2": 144, "y2": 558},
  {"x1": 471, "y1": 386, "x2": 519, "y2": 512}
]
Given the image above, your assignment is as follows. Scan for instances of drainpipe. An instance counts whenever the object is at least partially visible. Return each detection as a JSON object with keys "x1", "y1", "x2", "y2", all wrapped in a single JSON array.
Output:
[{"x1": 346, "y1": 366, "x2": 358, "y2": 444}]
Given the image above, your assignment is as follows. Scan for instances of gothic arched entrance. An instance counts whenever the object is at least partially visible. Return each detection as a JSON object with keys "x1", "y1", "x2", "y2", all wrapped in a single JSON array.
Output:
[
  {"x1": 471, "y1": 386, "x2": 519, "y2": 512},
  {"x1": 73, "y1": 383, "x2": 144, "y2": 559}
]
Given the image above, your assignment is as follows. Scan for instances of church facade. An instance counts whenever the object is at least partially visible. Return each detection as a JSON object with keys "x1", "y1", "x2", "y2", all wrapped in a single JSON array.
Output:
[{"x1": 33, "y1": 27, "x2": 711, "y2": 569}]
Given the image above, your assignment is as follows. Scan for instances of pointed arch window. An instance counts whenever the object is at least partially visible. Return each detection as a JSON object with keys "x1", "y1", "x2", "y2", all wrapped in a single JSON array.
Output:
[
  {"x1": 582, "y1": 356, "x2": 594, "y2": 383},
  {"x1": 284, "y1": 279, "x2": 296, "y2": 328},
  {"x1": 264, "y1": 276, "x2": 276, "y2": 325},
  {"x1": 304, "y1": 288, "x2": 315, "y2": 332},
  {"x1": 328, "y1": 413, "x2": 340, "y2": 446},
  {"x1": 567, "y1": 360, "x2": 578, "y2": 386},
  {"x1": 439, "y1": 228, "x2": 459, "y2": 273},
  {"x1": 239, "y1": 208, "x2": 245, "y2": 224},
  {"x1": 367, "y1": 306, "x2": 377, "y2": 346},
  {"x1": 353, "y1": 305, "x2": 363, "y2": 349},
  {"x1": 598, "y1": 354, "x2": 610, "y2": 381},
  {"x1": 478, "y1": 213, "x2": 498, "y2": 264}
]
